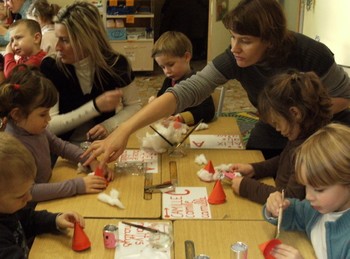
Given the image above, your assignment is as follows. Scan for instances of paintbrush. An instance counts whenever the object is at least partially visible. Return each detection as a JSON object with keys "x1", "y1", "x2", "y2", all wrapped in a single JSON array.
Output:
[{"x1": 149, "y1": 125, "x2": 174, "y2": 147}]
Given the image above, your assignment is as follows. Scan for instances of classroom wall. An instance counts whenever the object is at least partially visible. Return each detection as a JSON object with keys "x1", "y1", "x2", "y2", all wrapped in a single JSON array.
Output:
[
  {"x1": 302, "y1": 0, "x2": 350, "y2": 69},
  {"x1": 207, "y1": 0, "x2": 239, "y2": 61}
]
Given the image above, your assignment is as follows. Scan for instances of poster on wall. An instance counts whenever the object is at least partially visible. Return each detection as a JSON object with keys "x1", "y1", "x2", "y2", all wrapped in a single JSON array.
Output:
[{"x1": 216, "y1": 0, "x2": 229, "y2": 21}]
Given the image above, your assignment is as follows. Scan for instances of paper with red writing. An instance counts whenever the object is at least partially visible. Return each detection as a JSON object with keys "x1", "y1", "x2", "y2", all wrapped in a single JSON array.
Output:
[
  {"x1": 189, "y1": 134, "x2": 243, "y2": 149},
  {"x1": 117, "y1": 149, "x2": 159, "y2": 173},
  {"x1": 162, "y1": 187, "x2": 212, "y2": 219},
  {"x1": 116, "y1": 221, "x2": 171, "y2": 259}
]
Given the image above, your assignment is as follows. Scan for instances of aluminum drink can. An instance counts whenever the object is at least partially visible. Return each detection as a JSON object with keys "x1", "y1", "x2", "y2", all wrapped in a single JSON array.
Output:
[
  {"x1": 230, "y1": 242, "x2": 248, "y2": 259},
  {"x1": 103, "y1": 224, "x2": 118, "y2": 248}
]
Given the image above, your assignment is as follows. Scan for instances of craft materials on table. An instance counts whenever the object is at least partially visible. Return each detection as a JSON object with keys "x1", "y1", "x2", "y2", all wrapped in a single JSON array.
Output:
[
  {"x1": 189, "y1": 134, "x2": 243, "y2": 149},
  {"x1": 115, "y1": 149, "x2": 159, "y2": 174},
  {"x1": 116, "y1": 221, "x2": 172, "y2": 259},
  {"x1": 162, "y1": 187, "x2": 212, "y2": 219}
]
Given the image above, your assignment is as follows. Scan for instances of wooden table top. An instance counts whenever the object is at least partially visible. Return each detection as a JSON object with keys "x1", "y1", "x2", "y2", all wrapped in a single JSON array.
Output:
[
  {"x1": 161, "y1": 149, "x2": 270, "y2": 220},
  {"x1": 29, "y1": 219, "x2": 173, "y2": 259},
  {"x1": 35, "y1": 159, "x2": 162, "y2": 219},
  {"x1": 173, "y1": 220, "x2": 316, "y2": 259}
]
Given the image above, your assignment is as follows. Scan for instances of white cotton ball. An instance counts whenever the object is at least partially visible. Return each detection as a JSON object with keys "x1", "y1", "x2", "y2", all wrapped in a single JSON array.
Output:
[
  {"x1": 110, "y1": 188, "x2": 120, "y2": 199},
  {"x1": 194, "y1": 154, "x2": 208, "y2": 165},
  {"x1": 197, "y1": 169, "x2": 214, "y2": 182}
]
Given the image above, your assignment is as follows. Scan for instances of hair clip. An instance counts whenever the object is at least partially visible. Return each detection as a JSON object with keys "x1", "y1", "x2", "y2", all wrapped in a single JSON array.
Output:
[{"x1": 13, "y1": 84, "x2": 20, "y2": 90}]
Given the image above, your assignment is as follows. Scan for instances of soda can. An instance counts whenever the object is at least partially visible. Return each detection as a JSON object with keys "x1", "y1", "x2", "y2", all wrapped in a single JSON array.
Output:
[
  {"x1": 230, "y1": 242, "x2": 248, "y2": 259},
  {"x1": 103, "y1": 224, "x2": 118, "y2": 249}
]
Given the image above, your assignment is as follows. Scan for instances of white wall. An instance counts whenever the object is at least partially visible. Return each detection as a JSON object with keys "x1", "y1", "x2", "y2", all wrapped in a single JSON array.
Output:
[
  {"x1": 207, "y1": 0, "x2": 240, "y2": 61},
  {"x1": 302, "y1": 0, "x2": 350, "y2": 67}
]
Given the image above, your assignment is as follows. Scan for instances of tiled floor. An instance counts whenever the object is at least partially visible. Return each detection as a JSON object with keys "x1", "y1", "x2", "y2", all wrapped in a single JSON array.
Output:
[{"x1": 134, "y1": 60, "x2": 257, "y2": 113}]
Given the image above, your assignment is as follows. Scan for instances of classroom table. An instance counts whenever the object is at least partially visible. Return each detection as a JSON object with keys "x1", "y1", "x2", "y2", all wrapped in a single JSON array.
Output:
[
  {"x1": 35, "y1": 117, "x2": 249, "y2": 219},
  {"x1": 35, "y1": 158, "x2": 162, "y2": 219},
  {"x1": 173, "y1": 220, "x2": 316, "y2": 259},
  {"x1": 161, "y1": 149, "x2": 271, "y2": 220},
  {"x1": 29, "y1": 219, "x2": 174, "y2": 259},
  {"x1": 28, "y1": 218, "x2": 316, "y2": 259}
]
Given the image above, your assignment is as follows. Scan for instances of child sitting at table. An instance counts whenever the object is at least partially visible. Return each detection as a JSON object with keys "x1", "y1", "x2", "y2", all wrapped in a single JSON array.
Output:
[
  {"x1": 3, "y1": 19, "x2": 46, "y2": 78},
  {"x1": 0, "y1": 132, "x2": 85, "y2": 258},
  {"x1": 230, "y1": 70, "x2": 332, "y2": 204},
  {"x1": 264, "y1": 123, "x2": 350, "y2": 259},
  {"x1": 0, "y1": 64, "x2": 113, "y2": 202},
  {"x1": 149, "y1": 31, "x2": 215, "y2": 125}
]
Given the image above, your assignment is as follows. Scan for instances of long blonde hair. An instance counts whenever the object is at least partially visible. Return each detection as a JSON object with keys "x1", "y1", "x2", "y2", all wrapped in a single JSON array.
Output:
[
  {"x1": 54, "y1": 1, "x2": 129, "y2": 87},
  {"x1": 295, "y1": 123, "x2": 350, "y2": 187}
]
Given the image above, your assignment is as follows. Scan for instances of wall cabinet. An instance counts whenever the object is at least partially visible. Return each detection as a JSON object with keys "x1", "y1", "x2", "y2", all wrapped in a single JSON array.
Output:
[{"x1": 101, "y1": 0, "x2": 154, "y2": 71}]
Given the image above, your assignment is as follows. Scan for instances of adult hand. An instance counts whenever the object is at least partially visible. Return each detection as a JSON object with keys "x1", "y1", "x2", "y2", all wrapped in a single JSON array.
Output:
[
  {"x1": 56, "y1": 211, "x2": 85, "y2": 229},
  {"x1": 83, "y1": 175, "x2": 108, "y2": 193},
  {"x1": 266, "y1": 191, "x2": 290, "y2": 217},
  {"x1": 87, "y1": 124, "x2": 108, "y2": 141},
  {"x1": 230, "y1": 163, "x2": 255, "y2": 177},
  {"x1": 94, "y1": 89, "x2": 123, "y2": 113},
  {"x1": 82, "y1": 123, "x2": 130, "y2": 167},
  {"x1": 272, "y1": 244, "x2": 304, "y2": 259}
]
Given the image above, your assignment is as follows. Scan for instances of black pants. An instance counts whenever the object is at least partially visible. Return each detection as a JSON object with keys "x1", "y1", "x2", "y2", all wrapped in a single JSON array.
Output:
[{"x1": 246, "y1": 108, "x2": 350, "y2": 159}]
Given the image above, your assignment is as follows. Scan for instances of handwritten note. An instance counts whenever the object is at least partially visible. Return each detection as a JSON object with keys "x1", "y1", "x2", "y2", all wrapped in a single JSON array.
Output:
[
  {"x1": 116, "y1": 221, "x2": 171, "y2": 259},
  {"x1": 116, "y1": 149, "x2": 159, "y2": 173},
  {"x1": 162, "y1": 187, "x2": 212, "y2": 219},
  {"x1": 189, "y1": 134, "x2": 243, "y2": 149}
]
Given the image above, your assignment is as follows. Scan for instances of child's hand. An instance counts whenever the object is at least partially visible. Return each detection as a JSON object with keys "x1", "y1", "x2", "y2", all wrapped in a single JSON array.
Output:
[
  {"x1": 272, "y1": 243, "x2": 304, "y2": 259},
  {"x1": 266, "y1": 191, "x2": 290, "y2": 217},
  {"x1": 4, "y1": 42, "x2": 13, "y2": 55},
  {"x1": 83, "y1": 175, "x2": 107, "y2": 193},
  {"x1": 89, "y1": 160, "x2": 115, "y2": 181},
  {"x1": 56, "y1": 211, "x2": 85, "y2": 229},
  {"x1": 230, "y1": 163, "x2": 255, "y2": 177},
  {"x1": 168, "y1": 114, "x2": 184, "y2": 123},
  {"x1": 231, "y1": 176, "x2": 243, "y2": 194}
]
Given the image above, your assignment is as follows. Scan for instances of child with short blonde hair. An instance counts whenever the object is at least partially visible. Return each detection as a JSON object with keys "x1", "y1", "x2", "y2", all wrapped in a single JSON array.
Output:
[
  {"x1": 150, "y1": 31, "x2": 215, "y2": 125},
  {"x1": 265, "y1": 123, "x2": 350, "y2": 259},
  {"x1": 0, "y1": 132, "x2": 85, "y2": 258},
  {"x1": 0, "y1": 65, "x2": 113, "y2": 202},
  {"x1": 3, "y1": 19, "x2": 46, "y2": 77}
]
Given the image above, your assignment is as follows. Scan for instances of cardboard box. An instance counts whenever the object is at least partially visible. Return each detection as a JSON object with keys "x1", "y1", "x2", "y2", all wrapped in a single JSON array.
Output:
[{"x1": 107, "y1": 28, "x2": 127, "y2": 40}]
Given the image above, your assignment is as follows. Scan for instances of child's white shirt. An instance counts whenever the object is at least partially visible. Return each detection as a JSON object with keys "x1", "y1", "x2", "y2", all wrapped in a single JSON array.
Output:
[{"x1": 310, "y1": 209, "x2": 348, "y2": 259}]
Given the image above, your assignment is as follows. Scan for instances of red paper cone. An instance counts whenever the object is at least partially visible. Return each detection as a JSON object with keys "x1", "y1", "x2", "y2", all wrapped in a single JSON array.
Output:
[
  {"x1": 204, "y1": 160, "x2": 215, "y2": 174},
  {"x1": 259, "y1": 239, "x2": 282, "y2": 259},
  {"x1": 94, "y1": 167, "x2": 104, "y2": 177},
  {"x1": 72, "y1": 222, "x2": 91, "y2": 251},
  {"x1": 208, "y1": 180, "x2": 226, "y2": 204}
]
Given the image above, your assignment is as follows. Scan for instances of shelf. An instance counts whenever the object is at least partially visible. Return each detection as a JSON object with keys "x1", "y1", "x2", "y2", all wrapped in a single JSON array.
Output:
[
  {"x1": 107, "y1": 13, "x2": 154, "y2": 19},
  {"x1": 102, "y1": 0, "x2": 154, "y2": 71}
]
